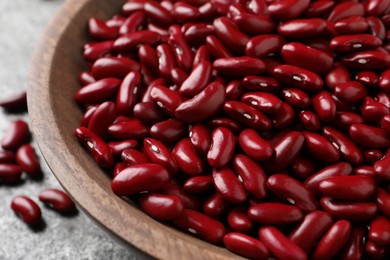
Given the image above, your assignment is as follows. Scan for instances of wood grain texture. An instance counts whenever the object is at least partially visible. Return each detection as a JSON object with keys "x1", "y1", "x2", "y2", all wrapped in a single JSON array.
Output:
[{"x1": 27, "y1": 0, "x2": 242, "y2": 259}]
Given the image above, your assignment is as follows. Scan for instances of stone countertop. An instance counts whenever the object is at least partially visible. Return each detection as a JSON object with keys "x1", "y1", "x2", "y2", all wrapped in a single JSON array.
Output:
[{"x1": 0, "y1": 1, "x2": 142, "y2": 259}]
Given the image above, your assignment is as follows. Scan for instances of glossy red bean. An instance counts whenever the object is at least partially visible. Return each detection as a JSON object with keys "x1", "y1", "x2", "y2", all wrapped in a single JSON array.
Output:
[
  {"x1": 172, "y1": 209, "x2": 226, "y2": 244},
  {"x1": 203, "y1": 192, "x2": 227, "y2": 217},
  {"x1": 108, "y1": 140, "x2": 138, "y2": 155},
  {"x1": 179, "y1": 61, "x2": 212, "y2": 97},
  {"x1": 303, "y1": 131, "x2": 340, "y2": 163},
  {"x1": 367, "y1": 16, "x2": 386, "y2": 41},
  {"x1": 313, "y1": 91, "x2": 337, "y2": 122},
  {"x1": 319, "y1": 175, "x2": 377, "y2": 200},
  {"x1": 350, "y1": 123, "x2": 389, "y2": 148},
  {"x1": 150, "y1": 119, "x2": 186, "y2": 143},
  {"x1": 184, "y1": 24, "x2": 214, "y2": 47},
  {"x1": 175, "y1": 81, "x2": 225, "y2": 123},
  {"x1": 322, "y1": 127, "x2": 363, "y2": 165},
  {"x1": 121, "y1": 0, "x2": 147, "y2": 15},
  {"x1": 304, "y1": 162, "x2": 353, "y2": 196},
  {"x1": 116, "y1": 72, "x2": 141, "y2": 115},
  {"x1": 249, "y1": 203, "x2": 303, "y2": 225},
  {"x1": 328, "y1": 1, "x2": 364, "y2": 22},
  {"x1": 0, "y1": 164, "x2": 22, "y2": 184},
  {"x1": 320, "y1": 197, "x2": 377, "y2": 221},
  {"x1": 273, "y1": 65, "x2": 323, "y2": 92},
  {"x1": 291, "y1": 156, "x2": 318, "y2": 180},
  {"x1": 91, "y1": 57, "x2": 140, "y2": 80},
  {"x1": 87, "y1": 101, "x2": 117, "y2": 139},
  {"x1": 169, "y1": 25, "x2": 193, "y2": 72},
  {"x1": 156, "y1": 44, "x2": 177, "y2": 79},
  {"x1": 374, "y1": 149, "x2": 390, "y2": 180},
  {"x1": 0, "y1": 91, "x2": 27, "y2": 112},
  {"x1": 267, "y1": 174, "x2": 318, "y2": 212},
  {"x1": 143, "y1": 138, "x2": 177, "y2": 174},
  {"x1": 342, "y1": 50, "x2": 390, "y2": 69},
  {"x1": 299, "y1": 111, "x2": 321, "y2": 131},
  {"x1": 0, "y1": 150, "x2": 15, "y2": 164},
  {"x1": 246, "y1": 35, "x2": 285, "y2": 59},
  {"x1": 304, "y1": 0, "x2": 334, "y2": 18},
  {"x1": 227, "y1": 207, "x2": 254, "y2": 233},
  {"x1": 1, "y1": 120, "x2": 30, "y2": 151},
  {"x1": 150, "y1": 85, "x2": 182, "y2": 116},
  {"x1": 192, "y1": 45, "x2": 211, "y2": 68},
  {"x1": 365, "y1": 0, "x2": 390, "y2": 16},
  {"x1": 207, "y1": 127, "x2": 236, "y2": 168},
  {"x1": 365, "y1": 239, "x2": 386, "y2": 259},
  {"x1": 15, "y1": 144, "x2": 41, "y2": 178},
  {"x1": 133, "y1": 101, "x2": 167, "y2": 124},
  {"x1": 282, "y1": 88, "x2": 310, "y2": 108},
  {"x1": 162, "y1": 181, "x2": 201, "y2": 210},
  {"x1": 223, "y1": 233, "x2": 269, "y2": 260},
  {"x1": 334, "y1": 15, "x2": 369, "y2": 34},
  {"x1": 121, "y1": 148, "x2": 149, "y2": 166},
  {"x1": 238, "y1": 129, "x2": 272, "y2": 161},
  {"x1": 364, "y1": 149, "x2": 383, "y2": 165},
  {"x1": 139, "y1": 193, "x2": 183, "y2": 221},
  {"x1": 380, "y1": 69, "x2": 390, "y2": 92},
  {"x1": 213, "y1": 17, "x2": 249, "y2": 54},
  {"x1": 183, "y1": 175, "x2": 213, "y2": 194},
  {"x1": 205, "y1": 35, "x2": 232, "y2": 59},
  {"x1": 268, "y1": 0, "x2": 310, "y2": 21},
  {"x1": 259, "y1": 227, "x2": 308, "y2": 260},
  {"x1": 74, "y1": 127, "x2": 114, "y2": 168},
  {"x1": 376, "y1": 188, "x2": 390, "y2": 218},
  {"x1": 172, "y1": 138, "x2": 203, "y2": 176},
  {"x1": 213, "y1": 57, "x2": 265, "y2": 77},
  {"x1": 232, "y1": 13, "x2": 275, "y2": 35},
  {"x1": 83, "y1": 41, "x2": 113, "y2": 62},
  {"x1": 118, "y1": 11, "x2": 146, "y2": 35},
  {"x1": 369, "y1": 215, "x2": 390, "y2": 246},
  {"x1": 144, "y1": 1, "x2": 173, "y2": 27},
  {"x1": 88, "y1": 17, "x2": 118, "y2": 40},
  {"x1": 212, "y1": 167, "x2": 246, "y2": 203},
  {"x1": 325, "y1": 64, "x2": 351, "y2": 90},
  {"x1": 330, "y1": 34, "x2": 382, "y2": 52},
  {"x1": 38, "y1": 189, "x2": 76, "y2": 214},
  {"x1": 241, "y1": 92, "x2": 282, "y2": 114},
  {"x1": 188, "y1": 123, "x2": 210, "y2": 155},
  {"x1": 278, "y1": 18, "x2": 327, "y2": 39},
  {"x1": 112, "y1": 164, "x2": 170, "y2": 196},
  {"x1": 338, "y1": 225, "x2": 365, "y2": 260},
  {"x1": 242, "y1": 76, "x2": 281, "y2": 92},
  {"x1": 312, "y1": 220, "x2": 352, "y2": 260},
  {"x1": 108, "y1": 119, "x2": 149, "y2": 140},
  {"x1": 75, "y1": 78, "x2": 121, "y2": 105},
  {"x1": 172, "y1": 2, "x2": 200, "y2": 23},
  {"x1": 289, "y1": 211, "x2": 333, "y2": 254},
  {"x1": 225, "y1": 80, "x2": 245, "y2": 101},
  {"x1": 334, "y1": 81, "x2": 368, "y2": 104},
  {"x1": 11, "y1": 196, "x2": 42, "y2": 226},
  {"x1": 270, "y1": 102, "x2": 296, "y2": 129},
  {"x1": 361, "y1": 97, "x2": 390, "y2": 122}
]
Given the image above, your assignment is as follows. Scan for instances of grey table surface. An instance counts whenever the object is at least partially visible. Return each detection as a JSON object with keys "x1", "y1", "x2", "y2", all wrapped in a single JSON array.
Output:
[{"x1": 0, "y1": 1, "x2": 142, "y2": 259}]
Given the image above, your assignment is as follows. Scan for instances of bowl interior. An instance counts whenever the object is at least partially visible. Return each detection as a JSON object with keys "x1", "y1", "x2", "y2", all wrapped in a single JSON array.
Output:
[{"x1": 27, "y1": 0, "x2": 240, "y2": 259}]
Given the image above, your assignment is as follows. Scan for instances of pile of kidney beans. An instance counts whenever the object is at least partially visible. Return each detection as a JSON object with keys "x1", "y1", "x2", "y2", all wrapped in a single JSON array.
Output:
[
  {"x1": 75, "y1": 0, "x2": 390, "y2": 259},
  {"x1": 0, "y1": 94, "x2": 76, "y2": 226}
]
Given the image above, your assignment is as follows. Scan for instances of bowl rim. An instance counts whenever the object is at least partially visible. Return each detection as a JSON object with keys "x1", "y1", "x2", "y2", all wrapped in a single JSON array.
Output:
[{"x1": 27, "y1": 0, "x2": 241, "y2": 259}]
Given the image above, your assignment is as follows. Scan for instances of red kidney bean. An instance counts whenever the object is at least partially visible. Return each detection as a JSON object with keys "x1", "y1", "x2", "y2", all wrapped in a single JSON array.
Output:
[
  {"x1": 267, "y1": 174, "x2": 318, "y2": 212},
  {"x1": 162, "y1": 181, "x2": 201, "y2": 210},
  {"x1": 349, "y1": 123, "x2": 390, "y2": 148},
  {"x1": 299, "y1": 111, "x2": 321, "y2": 131},
  {"x1": 75, "y1": 78, "x2": 121, "y2": 105},
  {"x1": 232, "y1": 13, "x2": 275, "y2": 35},
  {"x1": 83, "y1": 41, "x2": 114, "y2": 62},
  {"x1": 38, "y1": 188, "x2": 76, "y2": 214},
  {"x1": 376, "y1": 188, "x2": 390, "y2": 218},
  {"x1": 175, "y1": 81, "x2": 225, "y2": 123},
  {"x1": 172, "y1": 138, "x2": 203, "y2": 176},
  {"x1": 150, "y1": 85, "x2": 182, "y2": 117},
  {"x1": 246, "y1": 35, "x2": 285, "y2": 59},
  {"x1": 0, "y1": 164, "x2": 22, "y2": 184},
  {"x1": 172, "y1": 2, "x2": 200, "y2": 23},
  {"x1": 208, "y1": 118, "x2": 243, "y2": 134},
  {"x1": 259, "y1": 226, "x2": 308, "y2": 260},
  {"x1": 108, "y1": 140, "x2": 138, "y2": 155},
  {"x1": 207, "y1": 127, "x2": 236, "y2": 168},
  {"x1": 112, "y1": 163, "x2": 170, "y2": 196},
  {"x1": 184, "y1": 24, "x2": 214, "y2": 47},
  {"x1": 169, "y1": 25, "x2": 193, "y2": 72},
  {"x1": 143, "y1": 138, "x2": 177, "y2": 174},
  {"x1": 380, "y1": 69, "x2": 390, "y2": 92},
  {"x1": 334, "y1": 81, "x2": 368, "y2": 104},
  {"x1": 122, "y1": 0, "x2": 147, "y2": 15},
  {"x1": 319, "y1": 175, "x2": 377, "y2": 200},
  {"x1": 172, "y1": 209, "x2": 226, "y2": 244},
  {"x1": 183, "y1": 175, "x2": 213, "y2": 194},
  {"x1": 278, "y1": 18, "x2": 327, "y2": 39},
  {"x1": 242, "y1": 76, "x2": 281, "y2": 92},
  {"x1": 325, "y1": 63, "x2": 351, "y2": 90},
  {"x1": 188, "y1": 123, "x2": 210, "y2": 155},
  {"x1": 249, "y1": 202, "x2": 303, "y2": 225},
  {"x1": 374, "y1": 149, "x2": 390, "y2": 180},
  {"x1": 313, "y1": 91, "x2": 337, "y2": 122},
  {"x1": 320, "y1": 196, "x2": 377, "y2": 221},
  {"x1": 116, "y1": 72, "x2": 141, "y2": 115},
  {"x1": 227, "y1": 207, "x2": 254, "y2": 233},
  {"x1": 233, "y1": 154, "x2": 267, "y2": 199},
  {"x1": 212, "y1": 167, "x2": 246, "y2": 203},
  {"x1": 241, "y1": 92, "x2": 282, "y2": 114},
  {"x1": 364, "y1": 149, "x2": 383, "y2": 165},
  {"x1": 291, "y1": 156, "x2": 318, "y2": 180},
  {"x1": 304, "y1": 162, "x2": 352, "y2": 196},
  {"x1": 241, "y1": 0, "x2": 267, "y2": 15},
  {"x1": 205, "y1": 35, "x2": 232, "y2": 59},
  {"x1": 338, "y1": 225, "x2": 365, "y2": 260},
  {"x1": 365, "y1": 239, "x2": 386, "y2": 259},
  {"x1": 213, "y1": 17, "x2": 249, "y2": 54},
  {"x1": 192, "y1": 45, "x2": 211, "y2": 68},
  {"x1": 238, "y1": 129, "x2": 272, "y2": 161},
  {"x1": 333, "y1": 112, "x2": 365, "y2": 132},
  {"x1": 118, "y1": 11, "x2": 146, "y2": 35},
  {"x1": 203, "y1": 192, "x2": 227, "y2": 217},
  {"x1": 273, "y1": 65, "x2": 323, "y2": 92},
  {"x1": 88, "y1": 17, "x2": 118, "y2": 40},
  {"x1": 74, "y1": 127, "x2": 114, "y2": 168},
  {"x1": 1, "y1": 120, "x2": 30, "y2": 151},
  {"x1": 311, "y1": 220, "x2": 352, "y2": 260},
  {"x1": 354, "y1": 166, "x2": 380, "y2": 183},
  {"x1": 156, "y1": 44, "x2": 177, "y2": 79},
  {"x1": 139, "y1": 193, "x2": 183, "y2": 220},
  {"x1": 225, "y1": 80, "x2": 245, "y2": 101},
  {"x1": 11, "y1": 196, "x2": 42, "y2": 226},
  {"x1": 334, "y1": 15, "x2": 369, "y2": 34},
  {"x1": 133, "y1": 101, "x2": 167, "y2": 124},
  {"x1": 144, "y1": 1, "x2": 173, "y2": 27},
  {"x1": 342, "y1": 50, "x2": 390, "y2": 69},
  {"x1": 369, "y1": 215, "x2": 390, "y2": 246},
  {"x1": 365, "y1": 0, "x2": 390, "y2": 16},
  {"x1": 304, "y1": 0, "x2": 334, "y2": 18},
  {"x1": 108, "y1": 119, "x2": 149, "y2": 140},
  {"x1": 91, "y1": 57, "x2": 140, "y2": 80},
  {"x1": 213, "y1": 57, "x2": 265, "y2": 77},
  {"x1": 367, "y1": 16, "x2": 386, "y2": 41},
  {"x1": 268, "y1": 0, "x2": 310, "y2": 21},
  {"x1": 121, "y1": 148, "x2": 150, "y2": 166},
  {"x1": 80, "y1": 106, "x2": 97, "y2": 127},
  {"x1": 150, "y1": 119, "x2": 186, "y2": 142},
  {"x1": 271, "y1": 102, "x2": 295, "y2": 129},
  {"x1": 328, "y1": 1, "x2": 364, "y2": 22},
  {"x1": 330, "y1": 34, "x2": 382, "y2": 52},
  {"x1": 0, "y1": 91, "x2": 27, "y2": 112},
  {"x1": 223, "y1": 232, "x2": 269, "y2": 260},
  {"x1": 282, "y1": 88, "x2": 310, "y2": 108},
  {"x1": 170, "y1": 68, "x2": 188, "y2": 87},
  {"x1": 15, "y1": 144, "x2": 41, "y2": 178},
  {"x1": 87, "y1": 101, "x2": 117, "y2": 139},
  {"x1": 322, "y1": 127, "x2": 363, "y2": 165},
  {"x1": 361, "y1": 97, "x2": 390, "y2": 122},
  {"x1": 303, "y1": 131, "x2": 340, "y2": 163},
  {"x1": 179, "y1": 61, "x2": 212, "y2": 97},
  {"x1": 289, "y1": 211, "x2": 333, "y2": 254}
]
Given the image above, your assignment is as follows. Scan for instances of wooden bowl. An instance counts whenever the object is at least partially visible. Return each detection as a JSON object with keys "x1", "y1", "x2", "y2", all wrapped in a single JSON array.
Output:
[{"x1": 28, "y1": 0, "x2": 240, "y2": 259}]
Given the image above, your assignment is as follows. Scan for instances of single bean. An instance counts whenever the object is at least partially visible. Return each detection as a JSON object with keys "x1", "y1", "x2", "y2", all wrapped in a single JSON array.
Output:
[
  {"x1": 108, "y1": 119, "x2": 149, "y2": 140},
  {"x1": 38, "y1": 189, "x2": 76, "y2": 214},
  {"x1": 91, "y1": 57, "x2": 140, "y2": 80},
  {"x1": 227, "y1": 207, "x2": 254, "y2": 233},
  {"x1": 369, "y1": 215, "x2": 390, "y2": 246},
  {"x1": 143, "y1": 138, "x2": 178, "y2": 175},
  {"x1": 183, "y1": 175, "x2": 213, "y2": 194},
  {"x1": 172, "y1": 138, "x2": 203, "y2": 176},
  {"x1": 0, "y1": 164, "x2": 22, "y2": 184},
  {"x1": 179, "y1": 61, "x2": 212, "y2": 97},
  {"x1": 88, "y1": 101, "x2": 117, "y2": 139},
  {"x1": 338, "y1": 226, "x2": 365, "y2": 260},
  {"x1": 223, "y1": 233, "x2": 269, "y2": 260},
  {"x1": 0, "y1": 91, "x2": 27, "y2": 112},
  {"x1": 268, "y1": 0, "x2": 310, "y2": 21},
  {"x1": 273, "y1": 64, "x2": 323, "y2": 92},
  {"x1": 15, "y1": 144, "x2": 41, "y2": 179},
  {"x1": 213, "y1": 57, "x2": 265, "y2": 77},
  {"x1": 248, "y1": 202, "x2": 303, "y2": 225},
  {"x1": 1, "y1": 120, "x2": 30, "y2": 151},
  {"x1": 246, "y1": 35, "x2": 285, "y2": 59},
  {"x1": 74, "y1": 78, "x2": 121, "y2": 105},
  {"x1": 11, "y1": 196, "x2": 42, "y2": 226},
  {"x1": 212, "y1": 167, "x2": 246, "y2": 203},
  {"x1": 203, "y1": 193, "x2": 227, "y2": 217},
  {"x1": 241, "y1": 92, "x2": 282, "y2": 115},
  {"x1": 303, "y1": 131, "x2": 340, "y2": 163},
  {"x1": 242, "y1": 76, "x2": 281, "y2": 92},
  {"x1": 139, "y1": 193, "x2": 183, "y2": 220},
  {"x1": 349, "y1": 123, "x2": 390, "y2": 149}
]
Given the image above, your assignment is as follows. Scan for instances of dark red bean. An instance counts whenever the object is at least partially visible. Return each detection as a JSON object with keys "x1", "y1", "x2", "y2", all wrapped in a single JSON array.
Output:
[
  {"x1": 91, "y1": 57, "x2": 140, "y2": 80},
  {"x1": 328, "y1": 1, "x2": 364, "y2": 22},
  {"x1": 213, "y1": 17, "x2": 249, "y2": 54},
  {"x1": 156, "y1": 44, "x2": 177, "y2": 79},
  {"x1": 75, "y1": 78, "x2": 121, "y2": 105},
  {"x1": 369, "y1": 215, "x2": 390, "y2": 246},
  {"x1": 150, "y1": 85, "x2": 182, "y2": 117},
  {"x1": 349, "y1": 123, "x2": 390, "y2": 149},
  {"x1": 208, "y1": 118, "x2": 243, "y2": 135},
  {"x1": 11, "y1": 196, "x2": 42, "y2": 226},
  {"x1": 313, "y1": 91, "x2": 337, "y2": 122},
  {"x1": 144, "y1": 1, "x2": 173, "y2": 27},
  {"x1": 271, "y1": 102, "x2": 295, "y2": 129},
  {"x1": 205, "y1": 35, "x2": 232, "y2": 59},
  {"x1": 116, "y1": 71, "x2": 141, "y2": 115},
  {"x1": 299, "y1": 111, "x2": 321, "y2": 131},
  {"x1": 311, "y1": 220, "x2": 352, "y2": 260},
  {"x1": 362, "y1": 97, "x2": 390, "y2": 122},
  {"x1": 122, "y1": 0, "x2": 147, "y2": 15},
  {"x1": 330, "y1": 34, "x2": 383, "y2": 52},
  {"x1": 203, "y1": 192, "x2": 227, "y2": 217},
  {"x1": 108, "y1": 140, "x2": 138, "y2": 155},
  {"x1": 119, "y1": 11, "x2": 146, "y2": 35},
  {"x1": 192, "y1": 45, "x2": 211, "y2": 68},
  {"x1": 338, "y1": 225, "x2": 365, "y2": 260},
  {"x1": 172, "y1": 138, "x2": 203, "y2": 176},
  {"x1": 376, "y1": 188, "x2": 390, "y2": 219},
  {"x1": 367, "y1": 16, "x2": 386, "y2": 41},
  {"x1": 365, "y1": 240, "x2": 386, "y2": 259},
  {"x1": 273, "y1": 64, "x2": 323, "y2": 92},
  {"x1": 38, "y1": 189, "x2": 76, "y2": 214},
  {"x1": 88, "y1": 17, "x2": 118, "y2": 40},
  {"x1": 162, "y1": 181, "x2": 201, "y2": 210},
  {"x1": 268, "y1": 0, "x2": 310, "y2": 21},
  {"x1": 232, "y1": 14, "x2": 275, "y2": 35},
  {"x1": 1, "y1": 120, "x2": 30, "y2": 151},
  {"x1": 225, "y1": 80, "x2": 245, "y2": 101},
  {"x1": 334, "y1": 81, "x2": 368, "y2": 104},
  {"x1": 365, "y1": 0, "x2": 390, "y2": 16},
  {"x1": 150, "y1": 119, "x2": 186, "y2": 142},
  {"x1": 133, "y1": 101, "x2": 167, "y2": 124},
  {"x1": 242, "y1": 76, "x2": 281, "y2": 92},
  {"x1": 364, "y1": 149, "x2": 383, "y2": 165},
  {"x1": 342, "y1": 50, "x2": 390, "y2": 69},
  {"x1": 83, "y1": 41, "x2": 114, "y2": 62},
  {"x1": 179, "y1": 61, "x2": 212, "y2": 97},
  {"x1": 241, "y1": 92, "x2": 283, "y2": 114},
  {"x1": 143, "y1": 138, "x2": 177, "y2": 174},
  {"x1": 15, "y1": 144, "x2": 41, "y2": 178},
  {"x1": 0, "y1": 150, "x2": 15, "y2": 164},
  {"x1": 172, "y1": 209, "x2": 226, "y2": 244},
  {"x1": 291, "y1": 156, "x2": 318, "y2": 180},
  {"x1": 88, "y1": 101, "x2": 117, "y2": 138},
  {"x1": 212, "y1": 167, "x2": 246, "y2": 203},
  {"x1": 0, "y1": 164, "x2": 22, "y2": 184},
  {"x1": 106, "y1": 15, "x2": 126, "y2": 29},
  {"x1": 188, "y1": 123, "x2": 210, "y2": 155},
  {"x1": 278, "y1": 19, "x2": 327, "y2": 39},
  {"x1": 259, "y1": 227, "x2": 308, "y2": 260},
  {"x1": 238, "y1": 129, "x2": 272, "y2": 161},
  {"x1": 304, "y1": 0, "x2": 334, "y2": 18},
  {"x1": 374, "y1": 149, "x2": 390, "y2": 180},
  {"x1": 121, "y1": 148, "x2": 149, "y2": 166},
  {"x1": 108, "y1": 119, "x2": 149, "y2": 140},
  {"x1": 246, "y1": 35, "x2": 285, "y2": 59},
  {"x1": 334, "y1": 15, "x2": 369, "y2": 34},
  {"x1": 172, "y1": 2, "x2": 200, "y2": 23},
  {"x1": 227, "y1": 207, "x2": 254, "y2": 233},
  {"x1": 0, "y1": 91, "x2": 27, "y2": 112},
  {"x1": 282, "y1": 88, "x2": 310, "y2": 108},
  {"x1": 303, "y1": 131, "x2": 340, "y2": 163},
  {"x1": 169, "y1": 25, "x2": 194, "y2": 72},
  {"x1": 289, "y1": 211, "x2": 333, "y2": 254},
  {"x1": 175, "y1": 81, "x2": 225, "y2": 123},
  {"x1": 223, "y1": 233, "x2": 269, "y2": 260},
  {"x1": 112, "y1": 163, "x2": 170, "y2": 196},
  {"x1": 183, "y1": 175, "x2": 213, "y2": 194},
  {"x1": 249, "y1": 203, "x2": 303, "y2": 225},
  {"x1": 184, "y1": 24, "x2": 214, "y2": 47},
  {"x1": 139, "y1": 193, "x2": 183, "y2": 220},
  {"x1": 213, "y1": 57, "x2": 265, "y2": 77},
  {"x1": 320, "y1": 197, "x2": 377, "y2": 221},
  {"x1": 207, "y1": 127, "x2": 236, "y2": 168},
  {"x1": 380, "y1": 69, "x2": 390, "y2": 92},
  {"x1": 325, "y1": 63, "x2": 351, "y2": 90}
]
